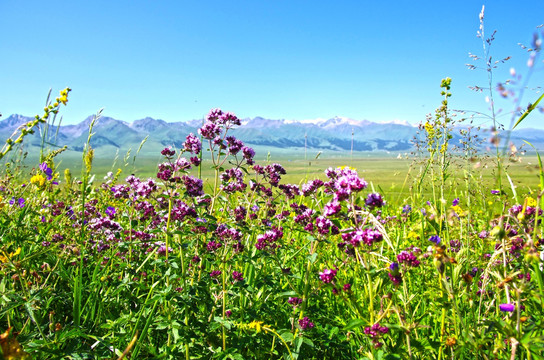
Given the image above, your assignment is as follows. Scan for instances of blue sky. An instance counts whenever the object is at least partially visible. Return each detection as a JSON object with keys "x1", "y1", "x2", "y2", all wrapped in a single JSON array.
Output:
[{"x1": 1, "y1": 0, "x2": 543, "y2": 128}]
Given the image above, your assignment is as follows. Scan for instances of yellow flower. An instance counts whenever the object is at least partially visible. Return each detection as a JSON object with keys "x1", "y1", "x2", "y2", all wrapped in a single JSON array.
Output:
[
  {"x1": 0, "y1": 248, "x2": 21, "y2": 264},
  {"x1": 248, "y1": 320, "x2": 264, "y2": 333},
  {"x1": 452, "y1": 205, "x2": 465, "y2": 217},
  {"x1": 407, "y1": 231, "x2": 419, "y2": 240},
  {"x1": 526, "y1": 197, "x2": 537, "y2": 207},
  {"x1": 30, "y1": 174, "x2": 46, "y2": 187}
]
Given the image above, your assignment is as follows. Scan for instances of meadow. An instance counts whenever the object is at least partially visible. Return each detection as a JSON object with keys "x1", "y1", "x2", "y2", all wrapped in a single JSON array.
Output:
[{"x1": 2, "y1": 19, "x2": 544, "y2": 360}]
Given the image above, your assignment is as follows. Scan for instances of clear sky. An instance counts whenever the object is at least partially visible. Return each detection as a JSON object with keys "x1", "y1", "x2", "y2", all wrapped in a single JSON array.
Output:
[{"x1": 1, "y1": 0, "x2": 543, "y2": 129}]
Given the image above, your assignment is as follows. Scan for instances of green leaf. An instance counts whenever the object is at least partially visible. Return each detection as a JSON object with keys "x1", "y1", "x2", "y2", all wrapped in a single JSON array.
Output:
[
  {"x1": 343, "y1": 319, "x2": 366, "y2": 331},
  {"x1": 280, "y1": 331, "x2": 294, "y2": 342},
  {"x1": 513, "y1": 92, "x2": 544, "y2": 129}
]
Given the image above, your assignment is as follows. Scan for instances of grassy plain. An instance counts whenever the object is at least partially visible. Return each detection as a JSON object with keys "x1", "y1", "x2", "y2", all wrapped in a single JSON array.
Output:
[{"x1": 10, "y1": 148, "x2": 542, "y2": 204}]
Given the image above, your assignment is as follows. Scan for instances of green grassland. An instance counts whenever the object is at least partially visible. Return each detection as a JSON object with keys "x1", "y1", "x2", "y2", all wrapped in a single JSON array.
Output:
[{"x1": 7, "y1": 146, "x2": 542, "y2": 203}]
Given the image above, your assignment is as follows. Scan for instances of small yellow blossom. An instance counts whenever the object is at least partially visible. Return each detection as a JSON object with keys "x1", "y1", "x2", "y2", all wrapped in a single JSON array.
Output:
[
  {"x1": 407, "y1": 231, "x2": 419, "y2": 240},
  {"x1": 452, "y1": 205, "x2": 465, "y2": 217},
  {"x1": 526, "y1": 197, "x2": 537, "y2": 207},
  {"x1": 248, "y1": 320, "x2": 264, "y2": 333},
  {"x1": 30, "y1": 174, "x2": 46, "y2": 187},
  {"x1": 0, "y1": 248, "x2": 21, "y2": 264}
]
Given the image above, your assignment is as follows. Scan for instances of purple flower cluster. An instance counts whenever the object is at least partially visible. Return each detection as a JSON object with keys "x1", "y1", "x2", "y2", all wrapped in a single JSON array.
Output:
[
  {"x1": 264, "y1": 163, "x2": 286, "y2": 187},
  {"x1": 341, "y1": 228, "x2": 384, "y2": 247},
  {"x1": 364, "y1": 323, "x2": 389, "y2": 348},
  {"x1": 220, "y1": 168, "x2": 246, "y2": 193},
  {"x1": 301, "y1": 179, "x2": 324, "y2": 196},
  {"x1": 319, "y1": 268, "x2": 337, "y2": 284},
  {"x1": 198, "y1": 122, "x2": 221, "y2": 140},
  {"x1": 298, "y1": 317, "x2": 315, "y2": 331},
  {"x1": 323, "y1": 199, "x2": 342, "y2": 217},
  {"x1": 183, "y1": 133, "x2": 202, "y2": 154},
  {"x1": 314, "y1": 216, "x2": 339, "y2": 235},
  {"x1": 232, "y1": 271, "x2": 244, "y2": 282},
  {"x1": 215, "y1": 225, "x2": 243, "y2": 244},
  {"x1": 396, "y1": 251, "x2": 420, "y2": 267},
  {"x1": 10, "y1": 197, "x2": 25, "y2": 208},
  {"x1": 288, "y1": 297, "x2": 303, "y2": 307},
  {"x1": 155, "y1": 242, "x2": 173, "y2": 256},
  {"x1": 365, "y1": 193, "x2": 386, "y2": 210},
  {"x1": 255, "y1": 227, "x2": 283, "y2": 252},
  {"x1": 388, "y1": 262, "x2": 402, "y2": 285},
  {"x1": 210, "y1": 270, "x2": 222, "y2": 278},
  {"x1": 182, "y1": 175, "x2": 204, "y2": 197},
  {"x1": 324, "y1": 167, "x2": 367, "y2": 201}
]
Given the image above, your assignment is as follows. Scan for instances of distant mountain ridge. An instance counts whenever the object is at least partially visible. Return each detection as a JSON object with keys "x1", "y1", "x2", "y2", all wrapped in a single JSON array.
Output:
[{"x1": 0, "y1": 114, "x2": 543, "y2": 156}]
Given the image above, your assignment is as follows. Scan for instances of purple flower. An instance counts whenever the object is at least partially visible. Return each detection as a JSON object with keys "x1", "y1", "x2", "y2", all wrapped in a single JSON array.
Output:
[
  {"x1": 323, "y1": 199, "x2": 342, "y2": 217},
  {"x1": 428, "y1": 235, "x2": 441, "y2": 245},
  {"x1": 232, "y1": 271, "x2": 244, "y2": 282},
  {"x1": 183, "y1": 133, "x2": 202, "y2": 154},
  {"x1": 198, "y1": 122, "x2": 222, "y2": 140},
  {"x1": 452, "y1": 198, "x2": 459, "y2": 206},
  {"x1": 225, "y1": 310, "x2": 232, "y2": 318},
  {"x1": 210, "y1": 270, "x2": 222, "y2": 278},
  {"x1": 288, "y1": 297, "x2": 303, "y2": 307},
  {"x1": 491, "y1": 190, "x2": 500, "y2": 195},
  {"x1": 319, "y1": 268, "x2": 337, "y2": 284},
  {"x1": 39, "y1": 162, "x2": 53, "y2": 180},
  {"x1": 402, "y1": 204, "x2": 412, "y2": 214},
  {"x1": 161, "y1": 147, "x2": 175, "y2": 157},
  {"x1": 365, "y1": 193, "x2": 386, "y2": 210},
  {"x1": 298, "y1": 317, "x2": 314, "y2": 330},
  {"x1": 182, "y1": 175, "x2": 204, "y2": 197},
  {"x1": 105, "y1": 206, "x2": 116, "y2": 217},
  {"x1": 499, "y1": 303, "x2": 515, "y2": 312}
]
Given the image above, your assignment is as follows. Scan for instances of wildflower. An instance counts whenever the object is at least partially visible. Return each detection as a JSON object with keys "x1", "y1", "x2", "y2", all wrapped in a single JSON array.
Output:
[
  {"x1": 402, "y1": 204, "x2": 412, "y2": 214},
  {"x1": 319, "y1": 268, "x2": 337, "y2": 284},
  {"x1": 247, "y1": 320, "x2": 264, "y2": 333},
  {"x1": 182, "y1": 175, "x2": 204, "y2": 197},
  {"x1": 452, "y1": 198, "x2": 459, "y2": 206},
  {"x1": 526, "y1": 197, "x2": 537, "y2": 207},
  {"x1": 288, "y1": 297, "x2": 303, "y2": 307},
  {"x1": 210, "y1": 270, "x2": 222, "y2": 278},
  {"x1": 323, "y1": 199, "x2": 342, "y2": 217},
  {"x1": 0, "y1": 247, "x2": 21, "y2": 263},
  {"x1": 30, "y1": 174, "x2": 46, "y2": 187},
  {"x1": 491, "y1": 190, "x2": 500, "y2": 195},
  {"x1": 365, "y1": 193, "x2": 386, "y2": 210},
  {"x1": 499, "y1": 303, "x2": 515, "y2": 312},
  {"x1": 388, "y1": 262, "x2": 402, "y2": 285},
  {"x1": 105, "y1": 206, "x2": 116, "y2": 217},
  {"x1": 232, "y1": 271, "x2": 244, "y2": 282},
  {"x1": 397, "y1": 251, "x2": 420, "y2": 267},
  {"x1": 225, "y1": 310, "x2": 232, "y2": 318},
  {"x1": 428, "y1": 235, "x2": 441, "y2": 245},
  {"x1": 298, "y1": 317, "x2": 315, "y2": 331},
  {"x1": 183, "y1": 133, "x2": 201, "y2": 154},
  {"x1": 160, "y1": 147, "x2": 175, "y2": 157},
  {"x1": 445, "y1": 336, "x2": 456, "y2": 347},
  {"x1": 39, "y1": 162, "x2": 53, "y2": 179},
  {"x1": 198, "y1": 121, "x2": 222, "y2": 140}
]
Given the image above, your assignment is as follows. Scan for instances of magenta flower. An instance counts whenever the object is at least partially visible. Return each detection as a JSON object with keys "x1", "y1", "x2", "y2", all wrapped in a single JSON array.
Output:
[
  {"x1": 319, "y1": 268, "x2": 337, "y2": 284},
  {"x1": 499, "y1": 303, "x2": 515, "y2": 312},
  {"x1": 298, "y1": 317, "x2": 315, "y2": 330}
]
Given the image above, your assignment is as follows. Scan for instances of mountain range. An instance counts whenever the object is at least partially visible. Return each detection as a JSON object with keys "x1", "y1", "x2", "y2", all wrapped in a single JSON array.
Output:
[{"x1": 1, "y1": 114, "x2": 543, "y2": 158}]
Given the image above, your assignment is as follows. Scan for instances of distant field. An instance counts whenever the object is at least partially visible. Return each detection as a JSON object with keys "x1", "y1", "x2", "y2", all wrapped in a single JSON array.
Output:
[{"x1": 6, "y1": 148, "x2": 542, "y2": 202}]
